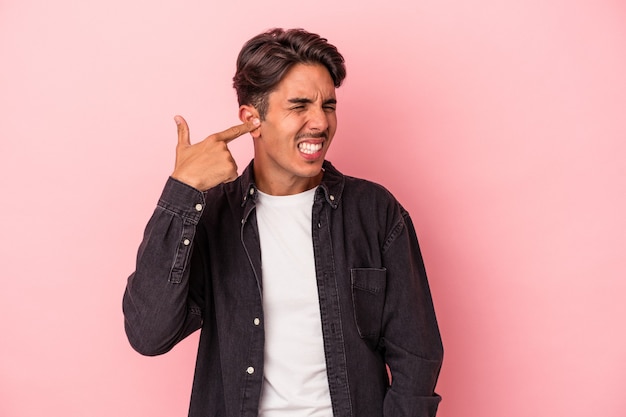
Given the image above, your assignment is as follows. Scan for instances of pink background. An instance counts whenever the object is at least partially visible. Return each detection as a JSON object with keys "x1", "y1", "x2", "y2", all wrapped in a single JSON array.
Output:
[{"x1": 1, "y1": 0, "x2": 625, "y2": 416}]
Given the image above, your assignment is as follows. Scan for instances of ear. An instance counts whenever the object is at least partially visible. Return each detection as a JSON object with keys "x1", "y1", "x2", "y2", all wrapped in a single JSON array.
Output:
[{"x1": 239, "y1": 105, "x2": 261, "y2": 139}]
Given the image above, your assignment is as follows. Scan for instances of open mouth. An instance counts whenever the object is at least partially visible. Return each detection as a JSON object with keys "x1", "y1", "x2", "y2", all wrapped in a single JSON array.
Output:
[{"x1": 298, "y1": 142, "x2": 323, "y2": 155}]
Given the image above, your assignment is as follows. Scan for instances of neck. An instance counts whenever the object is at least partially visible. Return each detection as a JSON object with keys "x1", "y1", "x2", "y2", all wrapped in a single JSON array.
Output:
[{"x1": 253, "y1": 165, "x2": 323, "y2": 196}]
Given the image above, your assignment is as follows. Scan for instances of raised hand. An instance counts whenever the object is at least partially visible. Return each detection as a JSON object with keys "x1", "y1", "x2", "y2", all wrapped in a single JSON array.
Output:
[{"x1": 171, "y1": 115, "x2": 260, "y2": 191}]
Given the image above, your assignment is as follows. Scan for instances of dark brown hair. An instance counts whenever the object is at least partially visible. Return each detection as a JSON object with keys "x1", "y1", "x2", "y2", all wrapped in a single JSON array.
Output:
[{"x1": 233, "y1": 28, "x2": 346, "y2": 119}]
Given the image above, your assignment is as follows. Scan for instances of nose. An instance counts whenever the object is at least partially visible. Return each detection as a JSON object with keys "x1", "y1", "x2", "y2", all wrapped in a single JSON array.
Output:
[{"x1": 307, "y1": 105, "x2": 329, "y2": 132}]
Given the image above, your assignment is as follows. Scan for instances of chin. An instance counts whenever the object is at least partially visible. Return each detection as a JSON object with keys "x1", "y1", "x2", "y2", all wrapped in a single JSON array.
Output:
[{"x1": 298, "y1": 162, "x2": 324, "y2": 177}]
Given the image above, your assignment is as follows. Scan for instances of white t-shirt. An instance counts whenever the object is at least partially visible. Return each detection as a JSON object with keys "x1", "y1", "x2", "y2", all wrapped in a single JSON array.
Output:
[{"x1": 256, "y1": 187, "x2": 333, "y2": 417}]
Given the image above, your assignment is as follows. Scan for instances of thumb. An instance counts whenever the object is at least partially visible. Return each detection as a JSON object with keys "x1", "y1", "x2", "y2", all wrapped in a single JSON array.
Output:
[{"x1": 174, "y1": 115, "x2": 190, "y2": 146}]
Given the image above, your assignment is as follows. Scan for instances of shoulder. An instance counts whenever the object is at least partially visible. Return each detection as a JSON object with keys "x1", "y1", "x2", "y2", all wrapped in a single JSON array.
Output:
[
  {"x1": 204, "y1": 161, "x2": 254, "y2": 207},
  {"x1": 344, "y1": 175, "x2": 398, "y2": 202},
  {"x1": 325, "y1": 163, "x2": 409, "y2": 236},
  {"x1": 323, "y1": 160, "x2": 402, "y2": 208}
]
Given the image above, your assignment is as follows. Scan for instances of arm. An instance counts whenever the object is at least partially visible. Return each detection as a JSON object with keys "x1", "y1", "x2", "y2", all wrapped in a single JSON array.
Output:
[
  {"x1": 382, "y1": 210, "x2": 443, "y2": 416},
  {"x1": 122, "y1": 115, "x2": 260, "y2": 355},
  {"x1": 122, "y1": 178, "x2": 206, "y2": 356}
]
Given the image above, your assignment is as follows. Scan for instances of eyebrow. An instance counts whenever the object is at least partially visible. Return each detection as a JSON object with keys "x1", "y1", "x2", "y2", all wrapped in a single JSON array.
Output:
[{"x1": 288, "y1": 97, "x2": 337, "y2": 105}]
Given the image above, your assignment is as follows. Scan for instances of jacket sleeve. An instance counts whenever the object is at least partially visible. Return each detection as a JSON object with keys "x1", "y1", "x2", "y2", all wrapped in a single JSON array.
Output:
[
  {"x1": 381, "y1": 209, "x2": 443, "y2": 416},
  {"x1": 122, "y1": 177, "x2": 206, "y2": 356}
]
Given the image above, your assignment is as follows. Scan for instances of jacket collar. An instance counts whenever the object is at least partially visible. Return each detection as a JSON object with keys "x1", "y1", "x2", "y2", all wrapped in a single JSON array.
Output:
[{"x1": 239, "y1": 160, "x2": 344, "y2": 210}]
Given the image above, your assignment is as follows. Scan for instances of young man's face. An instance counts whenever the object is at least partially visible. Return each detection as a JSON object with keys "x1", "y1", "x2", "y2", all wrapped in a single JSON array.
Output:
[{"x1": 248, "y1": 63, "x2": 337, "y2": 195}]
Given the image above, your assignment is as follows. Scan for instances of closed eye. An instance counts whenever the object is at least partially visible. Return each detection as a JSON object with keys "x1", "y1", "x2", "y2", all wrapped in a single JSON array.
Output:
[{"x1": 323, "y1": 98, "x2": 337, "y2": 113}]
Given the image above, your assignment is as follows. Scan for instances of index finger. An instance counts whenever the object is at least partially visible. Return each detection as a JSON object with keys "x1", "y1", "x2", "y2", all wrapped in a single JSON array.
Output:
[{"x1": 212, "y1": 118, "x2": 260, "y2": 143}]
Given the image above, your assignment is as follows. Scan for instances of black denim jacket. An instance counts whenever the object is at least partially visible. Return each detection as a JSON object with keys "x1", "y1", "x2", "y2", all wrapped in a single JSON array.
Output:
[{"x1": 123, "y1": 160, "x2": 443, "y2": 417}]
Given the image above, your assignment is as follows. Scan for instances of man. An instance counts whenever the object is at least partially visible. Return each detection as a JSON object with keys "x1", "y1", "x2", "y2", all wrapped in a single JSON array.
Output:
[{"x1": 123, "y1": 28, "x2": 443, "y2": 417}]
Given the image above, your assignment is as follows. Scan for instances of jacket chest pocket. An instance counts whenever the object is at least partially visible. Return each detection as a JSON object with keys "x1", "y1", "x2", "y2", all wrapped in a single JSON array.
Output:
[{"x1": 350, "y1": 268, "x2": 387, "y2": 350}]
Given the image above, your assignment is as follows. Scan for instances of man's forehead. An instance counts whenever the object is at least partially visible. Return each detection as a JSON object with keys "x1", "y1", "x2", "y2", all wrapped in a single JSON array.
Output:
[
  {"x1": 287, "y1": 96, "x2": 337, "y2": 105},
  {"x1": 273, "y1": 64, "x2": 336, "y2": 96}
]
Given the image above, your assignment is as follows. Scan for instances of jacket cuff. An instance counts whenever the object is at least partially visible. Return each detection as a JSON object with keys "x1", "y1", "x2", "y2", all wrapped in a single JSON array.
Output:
[{"x1": 157, "y1": 177, "x2": 206, "y2": 225}]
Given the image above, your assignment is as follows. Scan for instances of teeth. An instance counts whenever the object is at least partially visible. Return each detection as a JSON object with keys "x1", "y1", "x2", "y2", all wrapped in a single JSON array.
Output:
[{"x1": 298, "y1": 142, "x2": 323, "y2": 154}]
